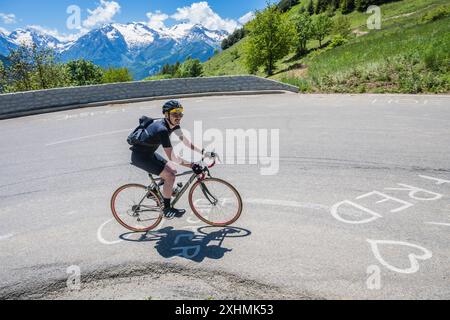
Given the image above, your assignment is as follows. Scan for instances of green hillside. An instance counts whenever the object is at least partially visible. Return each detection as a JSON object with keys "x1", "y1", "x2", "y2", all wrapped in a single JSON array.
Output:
[{"x1": 203, "y1": 0, "x2": 450, "y2": 93}]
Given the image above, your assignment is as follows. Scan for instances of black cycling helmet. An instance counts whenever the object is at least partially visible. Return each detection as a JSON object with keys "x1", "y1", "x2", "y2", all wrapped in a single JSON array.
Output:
[{"x1": 162, "y1": 100, "x2": 183, "y2": 114}]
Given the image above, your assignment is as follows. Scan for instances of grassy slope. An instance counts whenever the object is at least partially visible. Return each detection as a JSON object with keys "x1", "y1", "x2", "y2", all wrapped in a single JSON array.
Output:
[
  {"x1": 202, "y1": 38, "x2": 249, "y2": 76},
  {"x1": 203, "y1": 0, "x2": 450, "y2": 93}
]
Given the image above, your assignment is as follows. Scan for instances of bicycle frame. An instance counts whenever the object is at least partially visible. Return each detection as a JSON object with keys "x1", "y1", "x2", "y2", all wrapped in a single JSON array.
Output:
[
  {"x1": 140, "y1": 156, "x2": 218, "y2": 210},
  {"x1": 148, "y1": 170, "x2": 197, "y2": 207},
  {"x1": 111, "y1": 152, "x2": 243, "y2": 231}
]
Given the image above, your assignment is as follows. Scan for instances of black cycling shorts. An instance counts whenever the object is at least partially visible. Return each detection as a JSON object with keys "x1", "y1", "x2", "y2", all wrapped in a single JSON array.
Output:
[{"x1": 131, "y1": 151, "x2": 168, "y2": 176}]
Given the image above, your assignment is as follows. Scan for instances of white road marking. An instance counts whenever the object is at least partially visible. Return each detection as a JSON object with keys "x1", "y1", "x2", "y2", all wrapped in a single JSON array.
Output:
[
  {"x1": 63, "y1": 211, "x2": 78, "y2": 216},
  {"x1": 425, "y1": 222, "x2": 450, "y2": 227},
  {"x1": 0, "y1": 233, "x2": 14, "y2": 241},
  {"x1": 97, "y1": 218, "x2": 138, "y2": 245},
  {"x1": 97, "y1": 218, "x2": 124, "y2": 245},
  {"x1": 46, "y1": 129, "x2": 132, "y2": 146},
  {"x1": 367, "y1": 239, "x2": 432, "y2": 274},
  {"x1": 245, "y1": 198, "x2": 329, "y2": 211},
  {"x1": 330, "y1": 200, "x2": 382, "y2": 224}
]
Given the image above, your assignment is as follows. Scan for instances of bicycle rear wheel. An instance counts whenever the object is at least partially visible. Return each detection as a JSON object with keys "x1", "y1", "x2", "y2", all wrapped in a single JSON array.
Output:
[
  {"x1": 111, "y1": 184, "x2": 163, "y2": 232},
  {"x1": 188, "y1": 178, "x2": 243, "y2": 227}
]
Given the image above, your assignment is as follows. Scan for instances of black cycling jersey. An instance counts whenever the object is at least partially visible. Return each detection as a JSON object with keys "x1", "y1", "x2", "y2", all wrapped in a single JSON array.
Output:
[
  {"x1": 131, "y1": 118, "x2": 182, "y2": 154},
  {"x1": 130, "y1": 118, "x2": 183, "y2": 175}
]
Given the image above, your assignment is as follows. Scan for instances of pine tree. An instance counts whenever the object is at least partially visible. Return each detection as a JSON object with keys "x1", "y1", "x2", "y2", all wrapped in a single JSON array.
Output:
[
  {"x1": 307, "y1": 0, "x2": 314, "y2": 16},
  {"x1": 341, "y1": 0, "x2": 355, "y2": 14},
  {"x1": 330, "y1": 0, "x2": 339, "y2": 11},
  {"x1": 355, "y1": 0, "x2": 369, "y2": 12},
  {"x1": 315, "y1": 0, "x2": 328, "y2": 14}
]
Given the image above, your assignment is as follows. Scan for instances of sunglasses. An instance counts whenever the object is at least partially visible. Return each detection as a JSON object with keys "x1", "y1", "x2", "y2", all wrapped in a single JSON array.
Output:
[
  {"x1": 170, "y1": 112, "x2": 184, "y2": 118},
  {"x1": 169, "y1": 107, "x2": 184, "y2": 113}
]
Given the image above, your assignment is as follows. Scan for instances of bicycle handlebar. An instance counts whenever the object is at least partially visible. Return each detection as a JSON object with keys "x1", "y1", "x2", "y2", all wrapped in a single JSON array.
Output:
[{"x1": 202, "y1": 151, "x2": 219, "y2": 169}]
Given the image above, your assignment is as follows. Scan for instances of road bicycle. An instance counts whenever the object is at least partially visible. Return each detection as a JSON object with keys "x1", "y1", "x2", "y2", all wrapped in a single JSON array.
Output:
[{"x1": 111, "y1": 153, "x2": 243, "y2": 232}]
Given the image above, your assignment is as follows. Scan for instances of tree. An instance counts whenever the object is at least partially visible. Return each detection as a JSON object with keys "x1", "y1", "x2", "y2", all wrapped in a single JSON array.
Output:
[
  {"x1": 333, "y1": 14, "x2": 352, "y2": 38},
  {"x1": 160, "y1": 63, "x2": 170, "y2": 75},
  {"x1": 30, "y1": 44, "x2": 69, "y2": 90},
  {"x1": 244, "y1": 3, "x2": 295, "y2": 76},
  {"x1": 3, "y1": 44, "x2": 70, "y2": 93},
  {"x1": 315, "y1": 0, "x2": 328, "y2": 14},
  {"x1": 306, "y1": 0, "x2": 314, "y2": 15},
  {"x1": 177, "y1": 58, "x2": 203, "y2": 78},
  {"x1": 341, "y1": 0, "x2": 355, "y2": 14},
  {"x1": 355, "y1": 0, "x2": 371, "y2": 12},
  {"x1": 0, "y1": 61, "x2": 6, "y2": 93},
  {"x1": 66, "y1": 59, "x2": 104, "y2": 86},
  {"x1": 7, "y1": 45, "x2": 34, "y2": 92},
  {"x1": 278, "y1": 0, "x2": 300, "y2": 13},
  {"x1": 221, "y1": 28, "x2": 247, "y2": 50},
  {"x1": 313, "y1": 14, "x2": 333, "y2": 47},
  {"x1": 294, "y1": 12, "x2": 314, "y2": 56},
  {"x1": 330, "y1": 0, "x2": 339, "y2": 11},
  {"x1": 102, "y1": 67, "x2": 133, "y2": 83}
]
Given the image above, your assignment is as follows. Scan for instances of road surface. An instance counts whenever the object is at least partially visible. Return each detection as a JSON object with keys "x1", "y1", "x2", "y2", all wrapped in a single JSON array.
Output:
[{"x1": 0, "y1": 93, "x2": 449, "y2": 299}]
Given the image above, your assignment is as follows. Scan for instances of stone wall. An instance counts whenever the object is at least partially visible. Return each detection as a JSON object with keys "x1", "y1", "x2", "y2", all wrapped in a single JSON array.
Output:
[{"x1": 0, "y1": 76, "x2": 298, "y2": 118}]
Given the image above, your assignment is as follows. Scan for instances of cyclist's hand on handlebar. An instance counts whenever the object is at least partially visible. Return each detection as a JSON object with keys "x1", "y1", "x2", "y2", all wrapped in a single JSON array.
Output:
[{"x1": 191, "y1": 162, "x2": 206, "y2": 175}]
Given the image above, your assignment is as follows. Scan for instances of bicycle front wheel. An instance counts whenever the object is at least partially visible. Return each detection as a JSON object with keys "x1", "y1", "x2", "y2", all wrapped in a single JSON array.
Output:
[
  {"x1": 188, "y1": 178, "x2": 243, "y2": 227},
  {"x1": 111, "y1": 184, "x2": 163, "y2": 232}
]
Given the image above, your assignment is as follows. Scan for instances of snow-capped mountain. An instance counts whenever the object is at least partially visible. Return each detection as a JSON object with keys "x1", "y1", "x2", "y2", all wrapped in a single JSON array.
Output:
[
  {"x1": 0, "y1": 30, "x2": 17, "y2": 56},
  {"x1": 0, "y1": 22, "x2": 229, "y2": 79},
  {"x1": 9, "y1": 28, "x2": 64, "y2": 50},
  {"x1": 167, "y1": 23, "x2": 228, "y2": 42}
]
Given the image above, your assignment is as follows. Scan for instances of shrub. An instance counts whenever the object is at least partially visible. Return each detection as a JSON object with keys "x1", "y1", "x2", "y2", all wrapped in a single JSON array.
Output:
[
  {"x1": 329, "y1": 35, "x2": 348, "y2": 48},
  {"x1": 102, "y1": 67, "x2": 133, "y2": 83},
  {"x1": 177, "y1": 58, "x2": 203, "y2": 78},
  {"x1": 310, "y1": 54, "x2": 449, "y2": 94},
  {"x1": 421, "y1": 5, "x2": 450, "y2": 23},
  {"x1": 423, "y1": 44, "x2": 448, "y2": 72},
  {"x1": 66, "y1": 59, "x2": 103, "y2": 86},
  {"x1": 333, "y1": 14, "x2": 352, "y2": 38},
  {"x1": 280, "y1": 76, "x2": 312, "y2": 92}
]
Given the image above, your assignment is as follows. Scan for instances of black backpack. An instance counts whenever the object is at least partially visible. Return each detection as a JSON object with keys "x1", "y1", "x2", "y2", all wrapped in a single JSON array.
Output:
[{"x1": 127, "y1": 116, "x2": 154, "y2": 146}]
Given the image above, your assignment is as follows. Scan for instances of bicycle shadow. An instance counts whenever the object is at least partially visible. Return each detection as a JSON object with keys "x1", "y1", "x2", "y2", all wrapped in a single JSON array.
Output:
[{"x1": 120, "y1": 226, "x2": 251, "y2": 263}]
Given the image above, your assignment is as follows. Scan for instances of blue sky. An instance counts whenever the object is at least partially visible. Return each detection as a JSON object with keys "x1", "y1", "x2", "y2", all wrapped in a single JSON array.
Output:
[{"x1": 0, "y1": 0, "x2": 268, "y2": 39}]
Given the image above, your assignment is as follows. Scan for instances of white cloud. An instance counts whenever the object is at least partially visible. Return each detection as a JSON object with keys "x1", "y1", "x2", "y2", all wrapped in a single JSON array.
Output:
[
  {"x1": 0, "y1": 13, "x2": 17, "y2": 24},
  {"x1": 146, "y1": 10, "x2": 169, "y2": 30},
  {"x1": 238, "y1": 11, "x2": 255, "y2": 25},
  {"x1": 171, "y1": 2, "x2": 239, "y2": 33},
  {"x1": 83, "y1": 0, "x2": 121, "y2": 29},
  {"x1": 0, "y1": 26, "x2": 9, "y2": 35}
]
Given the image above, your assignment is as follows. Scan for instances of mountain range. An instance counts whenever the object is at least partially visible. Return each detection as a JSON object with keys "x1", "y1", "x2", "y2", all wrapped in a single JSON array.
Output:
[{"x1": 0, "y1": 23, "x2": 229, "y2": 80}]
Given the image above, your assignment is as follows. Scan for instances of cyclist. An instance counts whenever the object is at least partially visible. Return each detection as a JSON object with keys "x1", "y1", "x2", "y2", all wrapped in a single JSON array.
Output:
[{"x1": 130, "y1": 100, "x2": 206, "y2": 218}]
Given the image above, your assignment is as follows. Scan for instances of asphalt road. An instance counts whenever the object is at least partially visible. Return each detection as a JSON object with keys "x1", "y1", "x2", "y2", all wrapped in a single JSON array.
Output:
[{"x1": 0, "y1": 93, "x2": 449, "y2": 300}]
